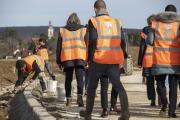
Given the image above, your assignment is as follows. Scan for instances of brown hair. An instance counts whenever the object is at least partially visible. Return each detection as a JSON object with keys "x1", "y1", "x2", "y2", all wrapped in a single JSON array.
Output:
[
  {"x1": 94, "y1": 0, "x2": 106, "y2": 10},
  {"x1": 147, "y1": 15, "x2": 155, "y2": 25},
  {"x1": 66, "y1": 13, "x2": 81, "y2": 25}
]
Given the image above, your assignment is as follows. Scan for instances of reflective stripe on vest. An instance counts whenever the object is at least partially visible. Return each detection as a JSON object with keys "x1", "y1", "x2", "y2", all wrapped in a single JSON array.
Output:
[
  {"x1": 152, "y1": 20, "x2": 180, "y2": 66},
  {"x1": 60, "y1": 28, "x2": 87, "y2": 62},
  {"x1": 37, "y1": 48, "x2": 49, "y2": 61},
  {"x1": 23, "y1": 55, "x2": 44, "y2": 72},
  {"x1": 143, "y1": 45, "x2": 153, "y2": 68},
  {"x1": 91, "y1": 16, "x2": 124, "y2": 64}
]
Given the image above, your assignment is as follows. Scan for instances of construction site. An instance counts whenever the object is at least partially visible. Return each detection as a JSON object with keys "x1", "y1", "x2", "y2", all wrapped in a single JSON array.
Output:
[{"x1": 1, "y1": 0, "x2": 180, "y2": 120}]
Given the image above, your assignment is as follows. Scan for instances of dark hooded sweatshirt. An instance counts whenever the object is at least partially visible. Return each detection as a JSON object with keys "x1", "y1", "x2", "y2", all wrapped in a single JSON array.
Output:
[{"x1": 56, "y1": 23, "x2": 87, "y2": 68}]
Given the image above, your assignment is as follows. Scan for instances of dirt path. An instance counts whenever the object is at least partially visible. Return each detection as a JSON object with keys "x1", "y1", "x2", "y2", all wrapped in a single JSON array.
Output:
[{"x1": 41, "y1": 71, "x2": 180, "y2": 120}]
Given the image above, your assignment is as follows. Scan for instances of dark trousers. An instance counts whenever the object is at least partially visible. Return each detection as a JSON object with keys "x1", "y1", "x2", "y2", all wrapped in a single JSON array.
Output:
[
  {"x1": 156, "y1": 74, "x2": 179, "y2": 114},
  {"x1": 111, "y1": 86, "x2": 118, "y2": 107},
  {"x1": 146, "y1": 76, "x2": 156, "y2": 101},
  {"x1": 99, "y1": 75, "x2": 109, "y2": 110},
  {"x1": 86, "y1": 63, "x2": 129, "y2": 117},
  {"x1": 85, "y1": 69, "x2": 89, "y2": 90},
  {"x1": 64, "y1": 66, "x2": 84, "y2": 98},
  {"x1": 85, "y1": 69, "x2": 109, "y2": 110}
]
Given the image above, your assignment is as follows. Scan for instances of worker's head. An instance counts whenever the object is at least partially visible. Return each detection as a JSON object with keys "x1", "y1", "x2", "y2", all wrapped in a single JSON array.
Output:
[
  {"x1": 94, "y1": 0, "x2": 107, "y2": 14},
  {"x1": 66, "y1": 12, "x2": 81, "y2": 25},
  {"x1": 147, "y1": 14, "x2": 155, "y2": 26},
  {"x1": 16, "y1": 60, "x2": 26, "y2": 72},
  {"x1": 38, "y1": 38, "x2": 46, "y2": 46},
  {"x1": 165, "y1": 4, "x2": 177, "y2": 13}
]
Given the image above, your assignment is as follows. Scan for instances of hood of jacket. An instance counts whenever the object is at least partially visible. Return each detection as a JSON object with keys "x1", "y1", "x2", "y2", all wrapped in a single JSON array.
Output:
[
  {"x1": 64, "y1": 23, "x2": 84, "y2": 31},
  {"x1": 155, "y1": 12, "x2": 180, "y2": 23}
]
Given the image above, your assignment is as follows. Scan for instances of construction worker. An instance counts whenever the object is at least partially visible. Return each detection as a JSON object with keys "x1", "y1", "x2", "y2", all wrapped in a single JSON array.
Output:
[
  {"x1": 80, "y1": 0, "x2": 130, "y2": 120},
  {"x1": 147, "y1": 4, "x2": 180, "y2": 118},
  {"x1": 84, "y1": 24, "x2": 109, "y2": 118},
  {"x1": 14, "y1": 55, "x2": 46, "y2": 93},
  {"x1": 35, "y1": 38, "x2": 56, "y2": 80},
  {"x1": 109, "y1": 31, "x2": 128, "y2": 115},
  {"x1": 138, "y1": 15, "x2": 159, "y2": 106},
  {"x1": 56, "y1": 13, "x2": 87, "y2": 107}
]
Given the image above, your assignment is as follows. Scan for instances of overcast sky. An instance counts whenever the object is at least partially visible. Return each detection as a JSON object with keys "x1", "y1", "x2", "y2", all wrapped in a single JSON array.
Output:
[{"x1": 0, "y1": 0, "x2": 180, "y2": 28}]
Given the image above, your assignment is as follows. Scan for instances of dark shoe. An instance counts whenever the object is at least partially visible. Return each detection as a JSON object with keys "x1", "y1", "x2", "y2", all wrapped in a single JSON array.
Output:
[
  {"x1": 109, "y1": 106, "x2": 121, "y2": 115},
  {"x1": 168, "y1": 113, "x2": 177, "y2": 118},
  {"x1": 51, "y1": 75, "x2": 56, "y2": 80},
  {"x1": 101, "y1": 109, "x2": 108, "y2": 118},
  {"x1": 178, "y1": 103, "x2": 180, "y2": 107},
  {"x1": 159, "y1": 110, "x2": 166, "y2": 117},
  {"x1": 66, "y1": 98, "x2": 72, "y2": 107},
  {"x1": 77, "y1": 95, "x2": 84, "y2": 107},
  {"x1": 150, "y1": 100, "x2": 156, "y2": 106},
  {"x1": 79, "y1": 110, "x2": 91, "y2": 120}
]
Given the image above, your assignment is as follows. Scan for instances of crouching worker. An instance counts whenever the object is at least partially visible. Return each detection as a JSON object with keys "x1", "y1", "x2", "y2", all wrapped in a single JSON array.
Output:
[{"x1": 14, "y1": 55, "x2": 47, "y2": 94}]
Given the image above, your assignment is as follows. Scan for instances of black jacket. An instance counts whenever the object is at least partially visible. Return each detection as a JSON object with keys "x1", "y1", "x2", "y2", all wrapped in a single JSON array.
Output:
[
  {"x1": 88, "y1": 14, "x2": 128, "y2": 62},
  {"x1": 138, "y1": 26, "x2": 152, "y2": 77},
  {"x1": 56, "y1": 23, "x2": 87, "y2": 68}
]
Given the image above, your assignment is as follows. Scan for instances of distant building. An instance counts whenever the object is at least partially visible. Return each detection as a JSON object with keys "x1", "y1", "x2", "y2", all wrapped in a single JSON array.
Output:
[{"x1": 48, "y1": 21, "x2": 54, "y2": 40}]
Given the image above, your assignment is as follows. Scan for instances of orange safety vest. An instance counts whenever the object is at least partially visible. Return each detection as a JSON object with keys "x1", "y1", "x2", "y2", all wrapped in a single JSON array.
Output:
[
  {"x1": 143, "y1": 45, "x2": 153, "y2": 68},
  {"x1": 152, "y1": 20, "x2": 180, "y2": 67},
  {"x1": 90, "y1": 16, "x2": 124, "y2": 64},
  {"x1": 60, "y1": 27, "x2": 87, "y2": 62},
  {"x1": 23, "y1": 55, "x2": 44, "y2": 72},
  {"x1": 37, "y1": 48, "x2": 49, "y2": 61},
  {"x1": 140, "y1": 31, "x2": 153, "y2": 68}
]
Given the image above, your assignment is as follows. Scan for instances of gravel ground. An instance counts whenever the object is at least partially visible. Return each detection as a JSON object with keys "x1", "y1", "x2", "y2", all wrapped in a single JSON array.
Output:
[{"x1": 41, "y1": 71, "x2": 180, "y2": 120}]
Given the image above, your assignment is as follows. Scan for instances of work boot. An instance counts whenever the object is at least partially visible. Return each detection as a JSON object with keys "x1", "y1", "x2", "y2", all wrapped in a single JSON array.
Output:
[
  {"x1": 168, "y1": 113, "x2": 177, "y2": 118},
  {"x1": 178, "y1": 102, "x2": 180, "y2": 107},
  {"x1": 66, "y1": 98, "x2": 72, "y2": 107},
  {"x1": 101, "y1": 109, "x2": 108, "y2": 118},
  {"x1": 51, "y1": 75, "x2": 56, "y2": 80},
  {"x1": 150, "y1": 100, "x2": 156, "y2": 106},
  {"x1": 77, "y1": 95, "x2": 84, "y2": 107},
  {"x1": 109, "y1": 105, "x2": 121, "y2": 115},
  {"x1": 79, "y1": 110, "x2": 92, "y2": 120}
]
